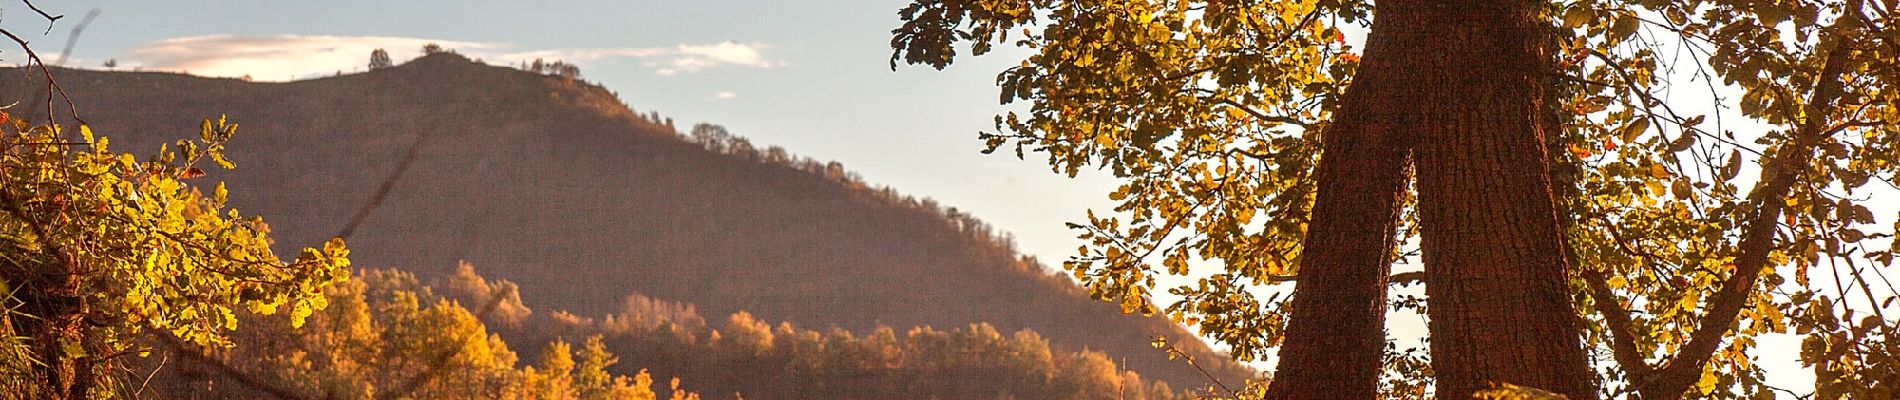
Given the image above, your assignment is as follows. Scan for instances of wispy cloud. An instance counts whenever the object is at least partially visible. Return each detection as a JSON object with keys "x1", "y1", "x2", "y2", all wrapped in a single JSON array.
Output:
[
  {"x1": 497, "y1": 42, "x2": 779, "y2": 76},
  {"x1": 709, "y1": 91, "x2": 738, "y2": 100},
  {"x1": 121, "y1": 35, "x2": 781, "y2": 81}
]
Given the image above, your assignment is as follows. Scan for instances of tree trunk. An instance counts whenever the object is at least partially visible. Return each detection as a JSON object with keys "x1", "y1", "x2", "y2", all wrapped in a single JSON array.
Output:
[
  {"x1": 1263, "y1": 13, "x2": 1417, "y2": 400},
  {"x1": 1397, "y1": 1, "x2": 1598, "y2": 398},
  {"x1": 12, "y1": 250, "x2": 94, "y2": 400}
]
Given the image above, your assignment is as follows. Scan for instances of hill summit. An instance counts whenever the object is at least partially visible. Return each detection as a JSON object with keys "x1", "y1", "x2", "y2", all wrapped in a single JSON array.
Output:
[{"x1": 1, "y1": 52, "x2": 1253, "y2": 388}]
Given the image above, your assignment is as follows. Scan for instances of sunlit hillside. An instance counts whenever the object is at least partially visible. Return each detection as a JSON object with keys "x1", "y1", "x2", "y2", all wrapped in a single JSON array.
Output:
[{"x1": 0, "y1": 52, "x2": 1252, "y2": 391}]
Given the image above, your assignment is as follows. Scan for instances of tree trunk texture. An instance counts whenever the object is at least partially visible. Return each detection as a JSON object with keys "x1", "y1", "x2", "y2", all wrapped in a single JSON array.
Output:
[
  {"x1": 1263, "y1": 10, "x2": 1417, "y2": 400},
  {"x1": 1394, "y1": 1, "x2": 1598, "y2": 398}
]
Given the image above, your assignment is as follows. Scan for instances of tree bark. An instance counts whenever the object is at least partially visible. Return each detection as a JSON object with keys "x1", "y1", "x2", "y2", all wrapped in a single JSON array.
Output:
[
  {"x1": 1397, "y1": 1, "x2": 1598, "y2": 398},
  {"x1": 1263, "y1": 12, "x2": 1417, "y2": 400}
]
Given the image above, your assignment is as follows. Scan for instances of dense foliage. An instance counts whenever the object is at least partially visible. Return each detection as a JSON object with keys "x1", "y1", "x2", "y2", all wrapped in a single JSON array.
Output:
[
  {"x1": 148, "y1": 264, "x2": 1199, "y2": 399},
  {"x1": 0, "y1": 114, "x2": 350, "y2": 398},
  {"x1": 891, "y1": 0, "x2": 1900, "y2": 398},
  {"x1": 147, "y1": 267, "x2": 696, "y2": 400},
  {"x1": 542, "y1": 292, "x2": 1192, "y2": 399}
]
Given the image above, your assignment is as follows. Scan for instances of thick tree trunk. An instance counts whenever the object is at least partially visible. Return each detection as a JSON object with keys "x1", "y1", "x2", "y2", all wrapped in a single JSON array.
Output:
[
  {"x1": 1263, "y1": 13, "x2": 1417, "y2": 400},
  {"x1": 1396, "y1": 1, "x2": 1597, "y2": 398}
]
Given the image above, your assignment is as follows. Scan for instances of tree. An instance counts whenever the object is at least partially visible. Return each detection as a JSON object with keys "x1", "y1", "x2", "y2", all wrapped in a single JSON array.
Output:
[
  {"x1": 1, "y1": 115, "x2": 352, "y2": 399},
  {"x1": 891, "y1": 0, "x2": 1900, "y2": 398},
  {"x1": 422, "y1": 42, "x2": 445, "y2": 55},
  {"x1": 369, "y1": 48, "x2": 394, "y2": 70},
  {"x1": 893, "y1": 0, "x2": 1593, "y2": 397}
]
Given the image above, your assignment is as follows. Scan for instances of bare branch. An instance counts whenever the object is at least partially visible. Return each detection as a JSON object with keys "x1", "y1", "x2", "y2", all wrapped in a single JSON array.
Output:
[{"x1": 22, "y1": 0, "x2": 65, "y2": 33}]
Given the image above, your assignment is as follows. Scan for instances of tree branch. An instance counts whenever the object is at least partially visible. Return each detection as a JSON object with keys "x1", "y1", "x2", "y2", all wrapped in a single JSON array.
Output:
[
  {"x1": 1580, "y1": 265, "x2": 1654, "y2": 381},
  {"x1": 1640, "y1": 25, "x2": 1858, "y2": 400}
]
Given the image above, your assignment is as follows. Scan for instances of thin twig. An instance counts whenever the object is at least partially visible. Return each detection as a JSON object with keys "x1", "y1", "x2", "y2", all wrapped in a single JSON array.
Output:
[
  {"x1": 0, "y1": 27, "x2": 84, "y2": 126},
  {"x1": 21, "y1": 0, "x2": 65, "y2": 34}
]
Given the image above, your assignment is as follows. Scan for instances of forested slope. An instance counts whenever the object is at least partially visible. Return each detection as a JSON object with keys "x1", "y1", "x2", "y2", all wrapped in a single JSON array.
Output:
[{"x1": 0, "y1": 53, "x2": 1250, "y2": 388}]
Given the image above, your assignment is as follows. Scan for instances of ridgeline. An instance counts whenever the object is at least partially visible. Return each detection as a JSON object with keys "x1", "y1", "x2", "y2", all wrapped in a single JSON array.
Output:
[{"x1": 1, "y1": 53, "x2": 1253, "y2": 391}]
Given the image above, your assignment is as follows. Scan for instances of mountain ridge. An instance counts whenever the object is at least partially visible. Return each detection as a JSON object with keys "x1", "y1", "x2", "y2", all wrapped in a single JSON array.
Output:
[{"x1": 0, "y1": 52, "x2": 1254, "y2": 388}]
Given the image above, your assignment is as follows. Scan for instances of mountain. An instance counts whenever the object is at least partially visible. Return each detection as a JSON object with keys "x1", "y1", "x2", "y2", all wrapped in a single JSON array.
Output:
[{"x1": 0, "y1": 53, "x2": 1253, "y2": 388}]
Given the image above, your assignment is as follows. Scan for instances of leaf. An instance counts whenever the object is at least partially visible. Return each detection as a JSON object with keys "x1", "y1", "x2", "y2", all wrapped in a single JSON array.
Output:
[
  {"x1": 1609, "y1": 12, "x2": 1639, "y2": 42},
  {"x1": 1681, "y1": 114, "x2": 1706, "y2": 127},
  {"x1": 1562, "y1": 6, "x2": 1594, "y2": 30},
  {"x1": 1618, "y1": 118, "x2": 1651, "y2": 142},
  {"x1": 60, "y1": 339, "x2": 86, "y2": 359},
  {"x1": 1720, "y1": 150, "x2": 1742, "y2": 180},
  {"x1": 1697, "y1": 365, "x2": 1719, "y2": 395},
  {"x1": 1668, "y1": 131, "x2": 1697, "y2": 153},
  {"x1": 211, "y1": 151, "x2": 236, "y2": 170},
  {"x1": 1665, "y1": 7, "x2": 1689, "y2": 25}
]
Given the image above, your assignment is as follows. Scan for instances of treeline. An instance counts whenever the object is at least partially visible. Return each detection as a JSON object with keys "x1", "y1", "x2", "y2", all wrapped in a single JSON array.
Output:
[
  {"x1": 670, "y1": 122, "x2": 1049, "y2": 277},
  {"x1": 142, "y1": 264, "x2": 1201, "y2": 399},
  {"x1": 141, "y1": 267, "x2": 698, "y2": 400},
  {"x1": 530, "y1": 292, "x2": 1193, "y2": 399}
]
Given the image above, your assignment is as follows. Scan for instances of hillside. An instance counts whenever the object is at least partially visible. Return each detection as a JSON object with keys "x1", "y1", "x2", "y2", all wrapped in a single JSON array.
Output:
[{"x1": 0, "y1": 53, "x2": 1251, "y2": 388}]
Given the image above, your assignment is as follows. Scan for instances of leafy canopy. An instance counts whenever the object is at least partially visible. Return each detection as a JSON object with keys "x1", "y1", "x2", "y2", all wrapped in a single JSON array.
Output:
[
  {"x1": 893, "y1": 0, "x2": 1900, "y2": 398},
  {"x1": 1, "y1": 114, "x2": 350, "y2": 358}
]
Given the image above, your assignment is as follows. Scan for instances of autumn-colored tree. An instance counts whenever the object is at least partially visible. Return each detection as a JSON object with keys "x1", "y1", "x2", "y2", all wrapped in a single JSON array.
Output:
[
  {"x1": 0, "y1": 114, "x2": 351, "y2": 399},
  {"x1": 144, "y1": 267, "x2": 704, "y2": 399},
  {"x1": 891, "y1": 0, "x2": 1900, "y2": 398}
]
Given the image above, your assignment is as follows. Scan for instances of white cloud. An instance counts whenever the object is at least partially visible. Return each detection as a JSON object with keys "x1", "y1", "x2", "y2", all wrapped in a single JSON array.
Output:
[
  {"x1": 510, "y1": 41, "x2": 778, "y2": 76},
  {"x1": 125, "y1": 35, "x2": 495, "y2": 81},
  {"x1": 121, "y1": 35, "x2": 780, "y2": 81},
  {"x1": 709, "y1": 91, "x2": 738, "y2": 100}
]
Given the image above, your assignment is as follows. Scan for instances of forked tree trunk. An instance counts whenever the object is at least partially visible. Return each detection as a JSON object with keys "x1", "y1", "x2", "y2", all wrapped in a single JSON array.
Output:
[
  {"x1": 1263, "y1": 11, "x2": 1418, "y2": 400},
  {"x1": 1269, "y1": 2, "x2": 1596, "y2": 397},
  {"x1": 1397, "y1": 1, "x2": 1597, "y2": 398}
]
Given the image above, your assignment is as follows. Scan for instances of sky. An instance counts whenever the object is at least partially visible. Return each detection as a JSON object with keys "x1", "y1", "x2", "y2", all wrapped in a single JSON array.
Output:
[
  {"x1": 5, "y1": 1, "x2": 1853, "y2": 396},
  {"x1": 14, "y1": 0, "x2": 1124, "y2": 279}
]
